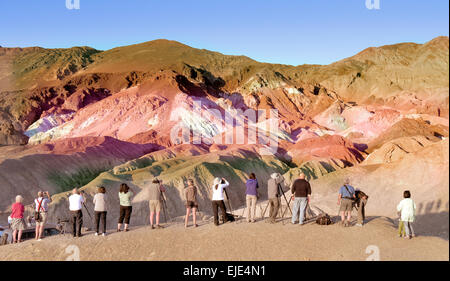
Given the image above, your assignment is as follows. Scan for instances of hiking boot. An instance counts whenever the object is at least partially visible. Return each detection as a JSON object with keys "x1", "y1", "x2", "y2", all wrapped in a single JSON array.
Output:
[
  {"x1": 156, "y1": 225, "x2": 163, "y2": 229},
  {"x1": 151, "y1": 225, "x2": 155, "y2": 230}
]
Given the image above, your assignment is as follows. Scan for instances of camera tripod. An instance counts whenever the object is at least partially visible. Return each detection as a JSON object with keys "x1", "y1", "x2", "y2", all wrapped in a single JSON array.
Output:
[
  {"x1": 261, "y1": 183, "x2": 292, "y2": 223},
  {"x1": 160, "y1": 189, "x2": 171, "y2": 223}
]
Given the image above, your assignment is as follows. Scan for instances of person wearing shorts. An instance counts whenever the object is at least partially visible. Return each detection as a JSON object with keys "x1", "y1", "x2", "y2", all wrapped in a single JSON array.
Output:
[
  {"x1": 146, "y1": 178, "x2": 166, "y2": 229},
  {"x1": 184, "y1": 179, "x2": 199, "y2": 228},
  {"x1": 34, "y1": 191, "x2": 52, "y2": 241},
  {"x1": 10, "y1": 195, "x2": 25, "y2": 243},
  {"x1": 337, "y1": 178, "x2": 356, "y2": 227}
]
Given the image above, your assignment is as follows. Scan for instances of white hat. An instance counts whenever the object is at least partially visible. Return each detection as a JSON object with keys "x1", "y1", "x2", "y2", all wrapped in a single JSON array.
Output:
[{"x1": 213, "y1": 177, "x2": 222, "y2": 186}]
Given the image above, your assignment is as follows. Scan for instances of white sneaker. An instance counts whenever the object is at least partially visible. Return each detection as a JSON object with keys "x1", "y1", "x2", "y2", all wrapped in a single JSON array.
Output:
[
  {"x1": 95, "y1": 232, "x2": 99, "y2": 236},
  {"x1": 102, "y1": 233, "x2": 106, "y2": 237},
  {"x1": 37, "y1": 239, "x2": 42, "y2": 241},
  {"x1": 355, "y1": 223, "x2": 363, "y2": 227}
]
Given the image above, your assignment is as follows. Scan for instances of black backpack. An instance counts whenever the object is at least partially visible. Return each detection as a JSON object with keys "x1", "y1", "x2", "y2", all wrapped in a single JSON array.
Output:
[
  {"x1": 225, "y1": 213, "x2": 235, "y2": 222},
  {"x1": 316, "y1": 213, "x2": 333, "y2": 225}
]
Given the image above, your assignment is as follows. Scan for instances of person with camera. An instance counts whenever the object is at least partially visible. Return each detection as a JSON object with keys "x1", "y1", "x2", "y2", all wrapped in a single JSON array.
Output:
[
  {"x1": 147, "y1": 178, "x2": 166, "y2": 229},
  {"x1": 93, "y1": 186, "x2": 108, "y2": 236},
  {"x1": 337, "y1": 178, "x2": 356, "y2": 227},
  {"x1": 245, "y1": 173, "x2": 259, "y2": 223},
  {"x1": 184, "y1": 179, "x2": 199, "y2": 228},
  {"x1": 290, "y1": 173, "x2": 311, "y2": 225},
  {"x1": 34, "y1": 190, "x2": 52, "y2": 241},
  {"x1": 118, "y1": 183, "x2": 135, "y2": 232},
  {"x1": 266, "y1": 173, "x2": 285, "y2": 224},
  {"x1": 69, "y1": 188, "x2": 86, "y2": 237},
  {"x1": 211, "y1": 177, "x2": 229, "y2": 226}
]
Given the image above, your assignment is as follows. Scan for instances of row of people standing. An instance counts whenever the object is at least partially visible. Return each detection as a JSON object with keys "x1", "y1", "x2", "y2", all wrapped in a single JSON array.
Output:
[
  {"x1": 67, "y1": 181, "x2": 167, "y2": 238},
  {"x1": 67, "y1": 183, "x2": 139, "y2": 238},
  {"x1": 9, "y1": 191, "x2": 52, "y2": 243},
  {"x1": 8, "y1": 173, "x2": 416, "y2": 241}
]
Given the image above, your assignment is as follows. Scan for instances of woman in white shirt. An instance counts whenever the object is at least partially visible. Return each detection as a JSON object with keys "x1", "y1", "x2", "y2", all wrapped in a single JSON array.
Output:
[
  {"x1": 396, "y1": 190, "x2": 416, "y2": 239},
  {"x1": 211, "y1": 177, "x2": 229, "y2": 226},
  {"x1": 93, "y1": 186, "x2": 107, "y2": 236}
]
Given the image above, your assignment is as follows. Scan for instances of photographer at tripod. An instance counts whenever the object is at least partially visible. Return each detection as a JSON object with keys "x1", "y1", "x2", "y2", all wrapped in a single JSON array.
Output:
[
  {"x1": 33, "y1": 190, "x2": 52, "y2": 241},
  {"x1": 68, "y1": 188, "x2": 86, "y2": 238},
  {"x1": 146, "y1": 178, "x2": 166, "y2": 229},
  {"x1": 266, "y1": 173, "x2": 286, "y2": 224}
]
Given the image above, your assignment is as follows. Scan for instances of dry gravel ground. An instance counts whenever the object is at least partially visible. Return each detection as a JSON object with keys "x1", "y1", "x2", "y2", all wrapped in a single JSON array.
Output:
[{"x1": 0, "y1": 216, "x2": 447, "y2": 261}]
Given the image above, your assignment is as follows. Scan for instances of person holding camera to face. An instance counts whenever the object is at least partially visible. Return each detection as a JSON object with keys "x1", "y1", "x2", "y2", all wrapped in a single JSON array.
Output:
[
  {"x1": 147, "y1": 179, "x2": 166, "y2": 229},
  {"x1": 211, "y1": 177, "x2": 229, "y2": 226},
  {"x1": 34, "y1": 190, "x2": 52, "y2": 241},
  {"x1": 69, "y1": 188, "x2": 86, "y2": 237}
]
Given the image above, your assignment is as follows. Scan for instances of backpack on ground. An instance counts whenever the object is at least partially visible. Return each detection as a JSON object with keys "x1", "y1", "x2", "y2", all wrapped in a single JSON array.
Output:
[
  {"x1": 316, "y1": 213, "x2": 333, "y2": 225},
  {"x1": 221, "y1": 212, "x2": 235, "y2": 223},
  {"x1": 226, "y1": 213, "x2": 235, "y2": 222}
]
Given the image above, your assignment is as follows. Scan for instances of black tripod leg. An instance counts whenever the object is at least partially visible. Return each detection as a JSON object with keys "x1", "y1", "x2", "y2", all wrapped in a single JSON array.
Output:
[
  {"x1": 278, "y1": 185, "x2": 293, "y2": 215},
  {"x1": 281, "y1": 196, "x2": 292, "y2": 218}
]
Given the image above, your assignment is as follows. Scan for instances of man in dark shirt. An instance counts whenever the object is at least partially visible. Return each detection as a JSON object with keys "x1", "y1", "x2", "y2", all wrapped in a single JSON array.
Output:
[{"x1": 290, "y1": 173, "x2": 311, "y2": 225}]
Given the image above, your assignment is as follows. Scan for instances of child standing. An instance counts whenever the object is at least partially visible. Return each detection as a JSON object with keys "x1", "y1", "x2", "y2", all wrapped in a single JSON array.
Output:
[{"x1": 396, "y1": 190, "x2": 416, "y2": 239}]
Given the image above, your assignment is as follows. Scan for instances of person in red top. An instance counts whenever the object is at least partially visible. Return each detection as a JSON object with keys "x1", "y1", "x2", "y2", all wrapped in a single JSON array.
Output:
[{"x1": 10, "y1": 195, "x2": 26, "y2": 243}]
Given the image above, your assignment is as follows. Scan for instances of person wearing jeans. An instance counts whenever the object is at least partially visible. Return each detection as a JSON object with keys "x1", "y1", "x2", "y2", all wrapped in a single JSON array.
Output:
[
  {"x1": 93, "y1": 186, "x2": 107, "y2": 236},
  {"x1": 292, "y1": 197, "x2": 308, "y2": 224},
  {"x1": 290, "y1": 173, "x2": 311, "y2": 225}
]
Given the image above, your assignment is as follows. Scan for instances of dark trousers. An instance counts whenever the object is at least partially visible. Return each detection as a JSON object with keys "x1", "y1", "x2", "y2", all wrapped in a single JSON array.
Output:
[
  {"x1": 95, "y1": 211, "x2": 107, "y2": 233},
  {"x1": 71, "y1": 210, "x2": 83, "y2": 237},
  {"x1": 357, "y1": 199, "x2": 367, "y2": 224},
  {"x1": 118, "y1": 205, "x2": 132, "y2": 224},
  {"x1": 212, "y1": 200, "x2": 227, "y2": 225}
]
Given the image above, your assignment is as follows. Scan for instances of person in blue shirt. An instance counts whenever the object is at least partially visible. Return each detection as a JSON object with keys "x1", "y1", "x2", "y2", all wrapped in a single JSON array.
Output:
[{"x1": 337, "y1": 178, "x2": 356, "y2": 227}]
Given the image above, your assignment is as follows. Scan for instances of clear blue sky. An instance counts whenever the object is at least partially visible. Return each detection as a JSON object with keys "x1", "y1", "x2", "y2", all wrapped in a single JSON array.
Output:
[{"x1": 0, "y1": 0, "x2": 448, "y2": 65}]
